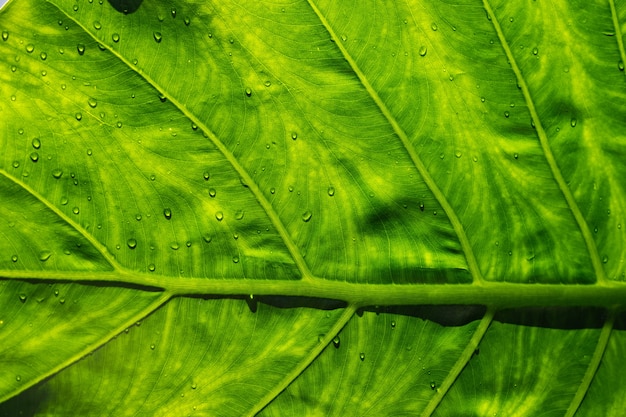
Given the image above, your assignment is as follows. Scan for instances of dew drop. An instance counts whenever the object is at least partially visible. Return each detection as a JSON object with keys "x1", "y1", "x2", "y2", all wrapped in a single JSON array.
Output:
[
  {"x1": 430, "y1": 381, "x2": 436, "y2": 390},
  {"x1": 431, "y1": 23, "x2": 438, "y2": 31},
  {"x1": 619, "y1": 61, "x2": 625, "y2": 71},
  {"x1": 88, "y1": 97, "x2": 97, "y2": 108},
  {"x1": 532, "y1": 47, "x2": 538, "y2": 55},
  {"x1": 215, "y1": 211, "x2": 224, "y2": 221},
  {"x1": 235, "y1": 210, "x2": 245, "y2": 220},
  {"x1": 514, "y1": 153, "x2": 519, "y2": 159},
  {"x1": 245, "y1": 87, "x2": 252, "y2": 97},
  {"x1": 327, "y1": 186, "x2": 335, "y2": 196},
  {"x1": 116, "y1": 121, "x2": 123, "y2": 128},
  {"x1": 12, "y1": 161, "x2": 19, "y2": 168},
  {"x1": 1, "y1": 31, "x2": 8, "y2": 41},
  {"x1": 419, "y1": 46, "x2": 427, "y2": 57},
  {"x1": 52, "y1": 168, "x2": 63, "y2": 179},
  {"x1": 184, "y1": 17, "x2": 190, "y2": 26},
  {"x1": 301, "y1": 211, "x2": 312, "y2": 222},
  {"x1": 150, "y1": 344, "x2": 156, "y2": 350},
  {"x1": 170, "y1": 242, "x2": 179, "y2": 250},
  {"x1": 112, "y1": 33, "x2": 120, "y2": 42},
  {"x1": 163, "y1": 208, "x2": 172, "y2": 220},
  {"x1": 602, "y1": 255, "x2": 608, "y2": 263},
  {"x1": 93, "y1": 21, "x2": 102, "y2": 30},
  {"x1": 264, "y1": 80, "x2": 271, "y2": 87},
  {"x1": 153, "y1": 32, "x2": 162, "y2": 43},
  {"x1": 32, "y1": 138, "x2": 41, "y2": 149},
  {"x1": 77, "y1": 44, "x2": 85, "y2": 55},
  {"x1": 26, "y1": 44, "x2": 34, "y2": 53},
  {"x1": 127, "y1": 238, "x2": 137, "y2": 249},
  {"x1": 359, "y1": 352, "x2": 365, "y2": 361},
  {"x1": 75, "y1": 112, "x2": 83, "y2": 121},
  {"x1": 148, "y1": 263, "x2": 156, "y2": 271},
  {"x1": 72, "y1": 207, "x2": 80, "y2": 215},
  {"x1": 39, "y1": 251, "x2": 52, "y2": 262},
  {"x1": 158, "y1": 93, "x2": 166, "y2": 102},
  {"x1": 11, "y1": 255, "x2": 18, "y2": 262},
  {"x1": 454, "y1": 150, "x2": 462, "y2": 158},
  {"x1": 209, "y1": 188, "x2": 216, "y2": 197},
  {"x1": 232, "y1": 255, "x2": 239, "y2": 263},
  {"x1": 291, "y1": 132, "x2": 298, "y2": 140},
  {"x1": 40, "y1": 52, "x2": 47, "y2": 60},
  {"x1": 19, "y1": 293, "x2": 27, "y2": 303},
  {"x1": 570, "y1": 118, "x2": 577, "y2": 128},
  {"x1": 203, "y1": 234, "x2": 212, "y2": 243},
  {"x1": 16, "y1": 375, "x2": 22, "y2": 382},
  {"x1": 270, "y1": 187, "x2": 275, "y2": 194},
  {"x1": 504, "y1": 111, "x2": 510, "y2": 118},
  {"x1": 203, "y1": 171, "x2": 210, "y2": 180},
  {"x1": 391, "y1": 320, "x2": 396, "y2": 328},
  {"x1": 29, "y1": 152, "x2": 39, "y2": 163},
  {"x1": 332, "y1": 336, "x2": 340, "y2": 348}
]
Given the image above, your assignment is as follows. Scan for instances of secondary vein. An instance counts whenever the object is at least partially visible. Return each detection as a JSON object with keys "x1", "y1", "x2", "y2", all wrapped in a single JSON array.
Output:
[
  {"x1": 482, "y1": 0, "x2": 608, "y2": 284},
  {"x1": 305, "y1": 0, "x2": 485, "y2": 285},
  {"x1": 609, "y1": 0, "x2": 626, "y2": 77}
]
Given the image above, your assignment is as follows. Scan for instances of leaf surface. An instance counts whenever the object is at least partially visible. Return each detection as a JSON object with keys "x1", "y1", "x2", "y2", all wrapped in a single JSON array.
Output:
[{"x1": 0, "y1": 0, "x2": 625, "y2": 415}]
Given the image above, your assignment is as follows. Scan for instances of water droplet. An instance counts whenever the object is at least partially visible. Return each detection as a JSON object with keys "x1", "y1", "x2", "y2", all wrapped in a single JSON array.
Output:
[
  {"x1": 72, "y1": 207, "x2": 80, "y2": 215},
  {"x1": 40, "y1": 51, "x2": 47, "y2": 60},
  {"x1": 75, "y1": 112, "x2": 83, "y2": 121},
  {"x1": 391, "y1": 320, "x2": 396, "y2": 328},
  {"x1": 116, "y1": 121, "x2": 123, "y2": 128},
  {"x1": 112, "y1": 33, "x2": 120, "y2": 42},
  {"x1": 332, "y1": 336, "x2": 340, "y2": 348},
  {"x1": 430, "y1": 381, "x2": 436, "y2": 390},
  {"x1": 77, "y1": 44, "x2": 85, "y2": 55},
  {"x1": 245, "y1": 87, "x2": 252, "y2": 97},
  {"x1": 570, "y1": 118, "x2": 577, "y2": 128},
  {"x1": 39, "y1": 251, "x2": 52, "y2": 262},
  {"x1": 158, "y1": 93, "x2": 166, "y2": 102},
  {"x1": 602, "y1": 255, "x2": 608, "y2": 263},
  {"x1": 514, "y1": 153, "x2": 519, "y2": 159},
  {"x1": 264, "y1": 80, "x2": 271, "y2": 87},
  {"x1": 184, "y1": 17, "x2": 191, "y2": 26},
  {"x1": 232, "y1": 255, "x2": 239, "y2": 263},
  {"x1": 32, "y1": 138, "x2": 41, "y2": 149},
  {"x1": 11, "y1": 255, "x2": 18, "y2": 262},
  {"x1": 235, "y1": 210, "x2": 244, "y2": 220},
  {"x1": 29, "y1": 152, "x2": 39, "y2": 162},
  {"x1": 532, "y1": 47, "x2": 538, "y2": 55},
  {"x1": 619, "y1": 61, "x2": 625, "y2": 71},
  {"x1": 148, "y1": 263, "x2": 156, "y2": 272},
  {"x1": 215, "y1": 211, "x2": 224, "y2": 221},
  {"x1": 301, "y1": 211, "x2": 312, "y2": 222},
  {"x1": 163, "y1": 208, "x2": 172, "y2": 220},
  {"x1": 52, "y1": 168, "x2": 63, "y2": 179},
  {"x1": 291, "y1": 132, "x2": 298, "y2": 140},
  {"x1": 454, "y1": 150, "x2": 462, "y2": 158},
  {"x1": 16, "y1": 375, "x2": 22, "y2": 382},
  {"x1": 10, "y1": 95, "x2": 16, "y2": 101},
  {"x1": 153, "y1": 32, "x2": 162, "y2": 43},
  {"x1": 359, "y1": 352, "x2": 365, "y2": 361},
  {"x1": 150, "y1": 343, "x2": 156, "y2": 350},
  {"x1": 419, "y1": 46, "x2": 427, "y2": 57},
  {"x1": 327, "y1": 186, "x2": 335, "y2": 196},
  {"x1": 203, "y1": 171, "x2": 210, "y2": 180},
  {"x1": 26, "y1": 44, "x2": 34, "y2": 53},
  {"x1": 431, "y1": 23, "x2": 438, "y2": 31},
  {"x1": 270, "y1": 187, "x2": 276, "y2": 194},
  {"x1": 93, "y1": 21, "x2": 102, "y2": 30},
  {"x1": 11, "y1": 65, "x2": 16, "y2": 72},
  {"x1": 12, "y1": 161, "x2": 19, "y2": 168},
  {"x1": 19, "y1": 293, "x2": 27, "y2": 303},
  {"x1": 127, "y1": 238, "x2": 137, "y2": 249},
  {"x1": 1, "y1": 31, "x2": 8, "y2": 41},
  {"x1": 203, "y1": 235, "x2": 212, "y2": 243},
  {"x1": 209, "y1": 188, "x2": 216, "y2": 197},
  {"x1": 88, "y1": 97, "x2": 97, "y2": 108},
  {"x1": 504, "y1": 111, "x2": 511, "y2": 118}
]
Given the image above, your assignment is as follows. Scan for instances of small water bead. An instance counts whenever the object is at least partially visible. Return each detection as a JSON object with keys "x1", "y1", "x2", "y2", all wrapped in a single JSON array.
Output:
[
  {"x1": 30, "y1": 152, "x2": 39, "y2": 162},
  {"x1": 532, "y1": 47, "x2": 538, "y2": 55},
  {"x1": 40, "y1": 52, "x2": 47, "y2": 60},
  {"x1": 454, "y1": 150, "x2": 462, "y2": 158},
  {"x1": 504, "y1": 111, "x2": 510, "y2": 118},
  {"x1": 158, "y1": 93, "x2": 166, "y2": 102},
  {"x1": 73, "y1": 4, "x2": 78, "y2": 11},
  {"x1": 10, "y1": 95, "x2": 16, "y2": 101},
  {"x1": 19, "y1": 293, "x2": 28, "y2": 303},
  {"x1": 26, "y1": 44, "x2": 34, "y2": 53},
  {"x1": 112, "y1": 33, "x2": 120, "y2": 42},
  {"x1": 184, "y1": 17, "x2": 191, "y2": 26},
  {"x1": 232, "y1": 255, "x2": 239, "y2": 263},
  {"x1": 150, "y1": 344, "x2": 156, "y2": 350},
  {"x1": 59, "y1": 298, "x2": 66, "y2": 304},
  {"x1": 1, "y1": 31, "x2": 8, "y2": 41},
  {"x1": 431, "y1": 23, "x2": 438, "y2": 31},
  {"x1": 116, "y1": 121, "x2": 123, "y2": 128},
  {"x1": 602, "y1": 255, "x2": 608, "y2": 263},
  {"x1": 215, "y1": 211, "x2": 224, "y2": 221},
  {"x1": 301, "y1": 211, "x2": 312, "y2": 222},
  {"x1": 570, "y1": 118, "x2": 577, "y2": 127},
  {"x1": 127, "y1": 238, "x2": 137, "y2": 249},
  {"x1": 359, "y1": 353, "x2": 365, "y2": 361},
  {"x1": 514, "y1": 153, "x2": 519, "y2": 159},
  {"x1": 72, "y1": 207, "x2": 80, "y2": 215},
  {"x1": 209, "y1": 188, "x2": 216, "y2": 197},
  {"x1": 203, "y1": 171, "x2": 210, "y2": 180},
  {"x1": 77, "y1": 44, "x2": 85, "y2": 55},
  {"x1": 419, "y1": 46, "x2": 427, "y2": 57},
  {"x1": 391, "y1": 320, "x2": 396, "y2": 328},
  {"x1": 430, "y1": 381, "x2": 437, "y2": 390},
  {"x1": 235, "y1": 210, "x2": 245, "y2": 220},
  {"x1": 619, "y1": 61, "x2": 625, "y2": 71},
  {"x1": 12, "y1": 161, "x2": 19, "y2": 168},
  {"x1": 163, "y1": 208, "x2": 172, "y2": 219},
  {"x1": 39, "y1": 251, "x2": 52, "y2": 262},
  {"x1": 291, "y1": 132, "x2": 298, "y2": 140},
  {"x1": 11, "y1": 255, "x2": 18, "y2": 262},
  {"x1": 93, "y1": 21, "x2": 102, "y2": 30},
  {"x1": 52, "y1": 168, "x2": 63, "y2": 179},
  {"x1": 245, "y1": 87, "x2": 252, "y2": 97},
  {"x1": 153, "y1": 32, "x2": 162, "y2": 43},
  {"x1": 75, "y1": 112, "x2": 83, "y2": 121},
  {"x1": 332, "y1": 336, "x2": 340, "y2": 348},
  {"x1": 264, "y1": 80, "x2": 271, "y2": 87},
  {"x1": 11, "y1": 65, "x2": 16, "y2": 72},
  {"x1": 32, "y1": 138, "x2": 41, "y2": 149},
  {"x1": 88, "y1": 97, "x2": 97, "y2": 108},
  {"x1": 327, "y1": 186, "x2": 335, "y2": 196},
  {"x1": 270, "y1": 187, "x2": 276, "y2": 194},
  {"x1": 148, "y1": 263, "x2": 156, "y2": 272},
  {"x1": 16, "y1": 375, "x2": 22, "y2": 382}
]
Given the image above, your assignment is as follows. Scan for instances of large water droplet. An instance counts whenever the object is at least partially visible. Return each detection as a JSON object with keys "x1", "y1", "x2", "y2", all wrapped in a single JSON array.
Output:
[
  {"x1": 215, "y1": 211, "x2": 224, "y2": 221},
  {"x1": 72, "y1": 207, "x2": 80, "y2": 215},
  {"x1": 163, "y1": 208, "x2": 172, "y2": 220},
  {"x1": 209, "y1": 188, "x2": 216, "y2": 197},
  {"x1": 88, "y1": 97, "x2": 97, "y2": 108},
  {"x1": 153, "y1": 32, "x2": 162, "y2": 43},
  {"x1": 32, "y1": 138, "x2": 41, "y2": 149},
  {"x1": 26, "y1": 44, "x2": 34, "y2": 53},
  {"x1": 127, "y1": 238, "x2": 137, "y2": 249},
  {"x1": 1, "y1": 31, "x2": 8, "y2": 41},
  {"x1": 93, "y1": 21, "x2": 102, "y2": 30},
  {"x1": 301, "y1": 211, "x2": 312, "y2": 222},
  {"x1": 39, "y1": 251, "x2": 52, "y2": 262},
  {"x1": 30, "y1": 152, "x2": 39, "y2": 162},
  {"x1": 52, "y1": 168, "x2": 63, "y2": 179}
]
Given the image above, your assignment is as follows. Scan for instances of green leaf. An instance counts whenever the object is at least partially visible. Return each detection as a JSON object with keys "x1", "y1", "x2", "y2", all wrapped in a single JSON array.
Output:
[{"x1": 0, "y1": 0, "x2": 625, "y2": 415}]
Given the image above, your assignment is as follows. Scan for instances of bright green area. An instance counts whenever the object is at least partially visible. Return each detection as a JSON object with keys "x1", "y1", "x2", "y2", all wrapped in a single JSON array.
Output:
[{"x1": 0, "y1": 0, "x2": 625, "y2": 415}]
